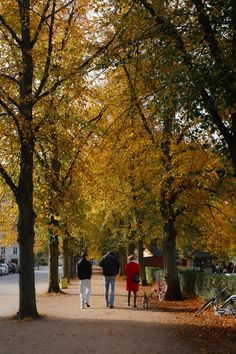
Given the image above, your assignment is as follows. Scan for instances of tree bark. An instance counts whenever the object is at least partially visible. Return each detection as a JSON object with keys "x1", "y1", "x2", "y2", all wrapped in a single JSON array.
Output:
[
  {"x1": 70, "y1": 254, "x2": 76, "y2": 279},
  {"x1": 15, "y1": 0, "x2": 39, "y2": 319},
  {"x1": 162, "y1": 218, "x2": 182, "y2": 300},
  {"x1": 160, "y1": 113, "x2": 182, "y2": 300},
  {"x1": 62, "y1": 237, "x2": 70, "y2": 282},
  {"x1": 17, "y1": 194, "x2": 38, "y2": 319},
  {"x1": 128, "y1": 240, "x2": 135, "y2": 255},
  {"x1": 118, "y1": 246, "x2": 127, "y2": 276},
  {"x1": 48, "y1": 234, "x2": 60, "y2": 293}
]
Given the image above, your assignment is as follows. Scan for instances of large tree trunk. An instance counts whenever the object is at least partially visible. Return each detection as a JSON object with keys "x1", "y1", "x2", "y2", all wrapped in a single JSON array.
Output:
[
  {"x1": 162, "y1": 219, "x2": 182, "y2": 300},
  {"x1": 48, "y1": 234, "x2": 60, "y2": 293},
  {"x1": 16, "y1": 0, "x2": 38, "y2": 318},
  {"x1": 160, "y1": 182, "x2": 182, "y2": 300},
  {"x1": 17, "y1": 162, "x2": 38, "y2": 318},
  {"x1": 160, "y1": 113, "x2": 182, "y2": 300}
]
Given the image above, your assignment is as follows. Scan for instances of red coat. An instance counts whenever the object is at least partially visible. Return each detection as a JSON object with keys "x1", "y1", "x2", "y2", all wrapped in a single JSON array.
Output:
[{"x1": 125, "y1": 261, "x2": 140, "y2": 291}]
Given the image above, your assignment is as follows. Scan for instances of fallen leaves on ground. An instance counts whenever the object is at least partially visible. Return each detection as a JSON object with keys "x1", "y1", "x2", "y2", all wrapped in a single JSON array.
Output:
[{"x1": 140, "y1": 286, "x2": 236, "y2": 354}]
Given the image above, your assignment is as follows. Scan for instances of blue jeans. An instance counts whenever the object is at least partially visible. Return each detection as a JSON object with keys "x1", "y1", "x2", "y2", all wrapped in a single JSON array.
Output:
[{"x1": 104, "y1": 276, "x2": 115, "y2": 306}]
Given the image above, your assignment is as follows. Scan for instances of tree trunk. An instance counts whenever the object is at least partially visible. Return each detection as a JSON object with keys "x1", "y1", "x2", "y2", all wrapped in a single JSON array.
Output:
[
  {"x1": 14, "y1": 0, "x2": 39, "y2": 319},
  {"x1": 48, "y1": 234, "x2": 60, "y2": 293},
  {"x1": 159, "y1": 112, "x2": 182, "y2": 300},
  {"x1": 70, "y1": 254, "x2": 76, "y2": 279},
  {"x1": 128, "y1": 230, "x2": 135, "y2": 255},
  {"x1": 62, "y1": 238, "x2": 70, "y2": 282},
  {"x1": 17, "y1": 198, "x2": 38, "y2": 319},
  {"x1": 162, "y1": 219, "x2": 182, "y2": 300},
  {"x1": 232, "y1": 111, "x2": 236, "y2": 177},
  {"x1": 118, "y1": 246, "x2": 127, "y2": 276}
]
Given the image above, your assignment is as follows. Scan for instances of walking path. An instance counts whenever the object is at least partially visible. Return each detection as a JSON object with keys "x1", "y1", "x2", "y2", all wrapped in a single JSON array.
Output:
[{"x1": 0, "y1": 268, "x2": 235, "y2": 354}]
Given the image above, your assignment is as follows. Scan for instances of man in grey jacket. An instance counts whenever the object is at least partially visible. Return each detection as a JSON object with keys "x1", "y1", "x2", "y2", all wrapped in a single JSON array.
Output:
[{"x1": 99, "y1": 251, "x2": 120, "y2": 308}]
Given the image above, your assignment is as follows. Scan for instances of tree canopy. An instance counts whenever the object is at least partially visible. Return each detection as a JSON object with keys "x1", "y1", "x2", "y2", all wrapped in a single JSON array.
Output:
[{"x1": 0, "y1": 0, "x2": 235, "y2": 315}]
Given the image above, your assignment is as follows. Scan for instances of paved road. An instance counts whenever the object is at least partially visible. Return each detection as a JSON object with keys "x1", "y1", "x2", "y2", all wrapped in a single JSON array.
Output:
[
  {"x1": 0, "y1": 271, "x2": 235, "y2": 353},
  {"x1": 0, "y1": 267, "x2": 49, "y2": 316}
]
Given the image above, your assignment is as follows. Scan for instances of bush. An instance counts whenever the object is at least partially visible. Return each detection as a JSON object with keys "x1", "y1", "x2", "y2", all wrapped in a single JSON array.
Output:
[
  {"x1": 179, "y1": 269, "x2": 236, "y2": 300},
  {"x1": 145, "y1": 266, "x2": 236, "y2": 300},
  {"x1": 179, "y1": 269, "x2": 197, "y2": 294}
]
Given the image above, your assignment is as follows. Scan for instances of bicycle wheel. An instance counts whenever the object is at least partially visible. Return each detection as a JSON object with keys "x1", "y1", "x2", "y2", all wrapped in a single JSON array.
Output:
[
  {"x1": 159, "y1": 290, "x2": 165, "y2": 301},
  {"x1": 219, "y1": 294, "x2": 236, "y2": 309},
  {"x1": 217, "y1": 294, "x2": 236, "y2": 317},
  {"x1": 159, "y1": 283, "x2": 167, "y2": 301},
  {"x1": 193, "y1": 297, "x2": 215, "y2": 317}
]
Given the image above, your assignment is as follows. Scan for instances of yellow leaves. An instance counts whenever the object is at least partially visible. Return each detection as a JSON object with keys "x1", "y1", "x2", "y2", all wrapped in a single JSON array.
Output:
[
  {"x1": 0, "y1": 191, "x2": 17, "y2": 246},
  {"x1": 197, "y1": 200, "x2": 236, "y2": 257}
]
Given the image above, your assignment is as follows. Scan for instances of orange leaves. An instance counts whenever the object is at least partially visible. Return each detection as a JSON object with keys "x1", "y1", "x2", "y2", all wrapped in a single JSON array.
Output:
[{"x1": 140, "y1": 284, "x2": 236, "y2": 352}]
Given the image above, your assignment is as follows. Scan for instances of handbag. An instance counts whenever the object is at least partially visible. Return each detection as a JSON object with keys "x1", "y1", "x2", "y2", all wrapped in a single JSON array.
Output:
[{"x1": 132, "y1": 273, "x2": 140, "y2": 283}]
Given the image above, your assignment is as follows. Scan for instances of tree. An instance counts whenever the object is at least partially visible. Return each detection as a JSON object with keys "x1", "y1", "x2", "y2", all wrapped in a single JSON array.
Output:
[
  {"x1": 96, "y1": 0, "x2": 235, "y2": 299},
  {"x1": 137, "y1": 0, "x2": 236, "y2": 176},
  {"x1": 0, "y1": 0, "x2": 115, "y2": 318},
  {"x1": 35, "y1": 90, "x2": 107, "y2": 291}
]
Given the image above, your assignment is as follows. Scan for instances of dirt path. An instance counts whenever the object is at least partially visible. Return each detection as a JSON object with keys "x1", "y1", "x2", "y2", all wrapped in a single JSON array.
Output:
[{"x1": 0, "y1": 269, "x2": 235, "y2": 354}]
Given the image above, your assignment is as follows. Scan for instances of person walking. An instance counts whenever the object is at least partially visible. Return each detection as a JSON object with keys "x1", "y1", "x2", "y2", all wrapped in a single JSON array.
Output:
[
  {"x1": 125, "y1": 254, "x2": 140, "y2": 308},
  {"x1": 99, "y1": 251, "x2": 120, "y2": 308},
  {"x1": 77, "y1": 253, "x2": 92, "y2": 309}
]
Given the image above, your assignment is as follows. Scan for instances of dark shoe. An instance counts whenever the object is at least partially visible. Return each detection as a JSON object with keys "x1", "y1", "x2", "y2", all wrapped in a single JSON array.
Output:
[
  {"x1": 109, "y1": 305, "x2": 114, "y2": 309},
  {"x1": 86, "y1": 302, "x2": 90, "y2": 307},
  {"x1": 128, "y1": 303, "x2": 130, "y2": 306},
  {"x1": 134, "y1": 305, "x2": 137, "y2": 308},
  {"x1": 106, "y1": 303, "x2": 109, "y2": 307}
]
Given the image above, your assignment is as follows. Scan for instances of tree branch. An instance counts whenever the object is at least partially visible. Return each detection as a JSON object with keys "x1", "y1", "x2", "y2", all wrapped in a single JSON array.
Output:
[
  {"x1": 0, "y1": 14, "x2": 21, "y2": 46},
  {"x1": 45, "y1": 0, "x2": 76, "y2": 20},
  {"x1": 191, "y1": 0, "x2": 222, "y2": 61},
  {"x1": 139, "y1": 0, "x2": 233, "y2": 151},
  {"x1": 62, "y1": 106, "x2": 108, "y2": 187},
  {"x1": 122, "y1": 64, "x2": 157, "y2": 144},
  {"x1": 35, "y1": 0, "x2": 56, "y2": 99},
  {"x1": 0, "y1": 163, "x2": 18, "y2": 197},
  {"x1": 0, "y1": 98, "x2": 23, "y2": 142},
  {"x1": 31, "y1": 0, "x2": 51, "y2": 48},
  {"x1": 0, "y1": 74, "x2": 20, "y2": 86},
  {"x1": 60, "y1": 1, "x2": 75, "y2": 51},
  {"x1": 35, "y1": 142, "x2": 50, "y2": 171},
  {"x1": 34, "y1": 32, "x2": 117, "y2": 104}
]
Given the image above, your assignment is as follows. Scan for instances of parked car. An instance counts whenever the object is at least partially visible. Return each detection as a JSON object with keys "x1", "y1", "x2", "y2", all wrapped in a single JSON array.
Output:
[
  {"x1": 0, "y1": 263, "x2": 9, "y2": 275},
  {"x1": 0, "y1": 264, "x2": 3, "y2": 276},
  {"x1": 7, "y1": 262, "x2": 19, "y2": 273}
]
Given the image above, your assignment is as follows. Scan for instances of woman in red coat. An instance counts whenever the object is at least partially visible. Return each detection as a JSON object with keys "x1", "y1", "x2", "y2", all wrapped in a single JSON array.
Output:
[{"x1": 125, "y1": 255, "x2": 140, "y2": 307}]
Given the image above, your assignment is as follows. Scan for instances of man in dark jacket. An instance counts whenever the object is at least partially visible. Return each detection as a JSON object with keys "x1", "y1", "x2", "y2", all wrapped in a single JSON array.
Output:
[
  {"x1": 99, "y1": 251, "x2": 120, "y2": 308},
  {"x1": 77, "y1": 253, "x2": 92, "y2": 309}
]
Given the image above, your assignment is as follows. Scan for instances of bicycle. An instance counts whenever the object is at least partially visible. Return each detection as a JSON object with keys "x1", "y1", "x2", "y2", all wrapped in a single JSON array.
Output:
[
  {"x1": 150, "y1": 278, "x2": 167, "y2": 301},
  {"x1": 194, "y1": 287, "x2": 236, "y2": 317},
  {"x1": 216, "y1": 294, "x2": 236, "y2": 317}
]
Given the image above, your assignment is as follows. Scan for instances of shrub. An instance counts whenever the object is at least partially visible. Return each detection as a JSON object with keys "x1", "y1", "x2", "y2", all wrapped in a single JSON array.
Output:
[{"x1": 145, "y1": 266, "x2": 236, "y2": 300}]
